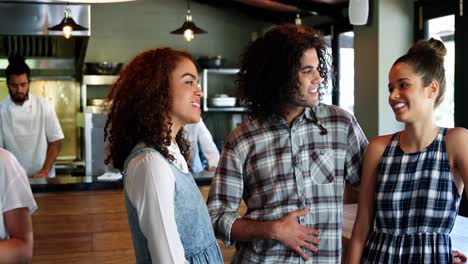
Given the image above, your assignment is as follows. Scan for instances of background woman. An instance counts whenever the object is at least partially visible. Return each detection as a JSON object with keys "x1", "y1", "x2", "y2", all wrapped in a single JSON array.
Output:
[
  {"x1": 348, "y1": 38, "x2": 468, "y2": 263},
  {"x1": 104, "y1": 48, "x2": 223, "y2": 264}
]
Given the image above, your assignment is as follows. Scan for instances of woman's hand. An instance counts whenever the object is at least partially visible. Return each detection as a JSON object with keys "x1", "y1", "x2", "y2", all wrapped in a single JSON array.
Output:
[{"x1": 453, "y1": 250, "x2": 467, "y2": 263}]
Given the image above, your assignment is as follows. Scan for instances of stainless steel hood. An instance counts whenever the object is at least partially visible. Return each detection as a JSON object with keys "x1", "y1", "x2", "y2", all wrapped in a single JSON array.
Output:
[{"x1": 0, "y1": 2, "x2": 91, "y2": 79}]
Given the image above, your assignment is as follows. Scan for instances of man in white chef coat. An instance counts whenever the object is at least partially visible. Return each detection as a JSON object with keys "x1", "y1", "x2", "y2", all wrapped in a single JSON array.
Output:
[{"x1": 0, "y1": 56, "x2": 64, "y2": 178}]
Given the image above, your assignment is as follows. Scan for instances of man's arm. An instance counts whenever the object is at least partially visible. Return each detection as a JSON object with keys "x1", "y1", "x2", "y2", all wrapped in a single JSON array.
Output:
[
  {"x1": 230, "y1": 209, "x2": 320, "y2": 260},
  {"x1": 32, "y1": 140, "x2": 61, "y2": 178},
  {"x1": 0, "y1": 208, "x2": 34, "y2": 263},
  {"x1": 34, "y1": 98, "x2": 64, "y2": 178},
  {"x1": 207, "y1": 140, "x2": 320, "y2": 261}
]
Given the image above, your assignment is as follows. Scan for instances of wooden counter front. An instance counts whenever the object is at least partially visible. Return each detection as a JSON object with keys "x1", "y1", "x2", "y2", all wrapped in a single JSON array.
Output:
[
  {"x1": 32, "y1": 190, "x2": 134, "y2": 263},
  {"x1": 31, "y1": 188, "x2": 356, "y2": 263},
  {"x1": 31, "y1": 187, "x2": 239, "y2": 264}
]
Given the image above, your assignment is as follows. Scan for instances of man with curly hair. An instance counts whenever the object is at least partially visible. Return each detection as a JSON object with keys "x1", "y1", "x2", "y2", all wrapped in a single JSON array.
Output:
[{"x1": 207, "y1": 24, "x2": 368, "y2": 263}]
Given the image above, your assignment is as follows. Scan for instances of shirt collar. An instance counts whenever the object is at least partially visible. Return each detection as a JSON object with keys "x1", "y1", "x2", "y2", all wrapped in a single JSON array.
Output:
[
  {"x1": 5, "y1": 95, "x2": 32, "y2": 109},
  {"x1": 262, "y1": 104, "x2": 322, "y2": 128}
]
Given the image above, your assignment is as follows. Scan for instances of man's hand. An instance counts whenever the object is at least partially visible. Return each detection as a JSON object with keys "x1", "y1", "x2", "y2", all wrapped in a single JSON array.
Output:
[
  {"x1": 453, "y1": 250, "x2": 467, "y2": 263},
  {"x1": 32, "y1": 170, "x2": 48, "y2": 178},
  {"x1": 272, "y1": 208, "x2": 320, "y2": 261}
]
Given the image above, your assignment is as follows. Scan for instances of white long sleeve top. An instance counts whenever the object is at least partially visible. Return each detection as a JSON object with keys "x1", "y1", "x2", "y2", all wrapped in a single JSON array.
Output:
[{"x1": 125, "y1": 143, "x2": 189, "y2": 264}]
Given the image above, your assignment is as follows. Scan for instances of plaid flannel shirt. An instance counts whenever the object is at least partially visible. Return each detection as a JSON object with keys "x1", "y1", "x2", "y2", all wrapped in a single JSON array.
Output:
[{"x1": 207, "y1": 104, "x2": 368, "y2": 263}]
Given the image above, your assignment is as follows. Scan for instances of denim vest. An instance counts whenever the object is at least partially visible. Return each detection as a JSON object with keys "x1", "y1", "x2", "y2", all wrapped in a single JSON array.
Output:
[{"x1": 123, "y1": 147, "x2": 223, "y2": 264}]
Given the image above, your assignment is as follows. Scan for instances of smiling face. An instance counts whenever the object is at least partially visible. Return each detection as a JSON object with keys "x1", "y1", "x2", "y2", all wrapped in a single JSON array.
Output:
[
  {"x1": 7, "y1": 73, "x2": 30, "y2": 105},
  {"x1": 284, "y1": 48, "x2": 322, "y2": 121},
  {"x1": 388, "y1": 62, "x2": 438, "y2": 123},
  {"x1": 169, "y1": 57, "x2": 202, "y2": 132}
]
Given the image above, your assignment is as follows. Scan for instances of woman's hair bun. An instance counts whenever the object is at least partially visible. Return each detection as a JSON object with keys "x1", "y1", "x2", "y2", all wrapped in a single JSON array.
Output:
[{"x1": 408, "y1": 38, "x2": 447, "y2": 62}]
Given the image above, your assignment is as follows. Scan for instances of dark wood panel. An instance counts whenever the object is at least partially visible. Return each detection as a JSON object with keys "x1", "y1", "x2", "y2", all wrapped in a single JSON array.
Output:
[
  {"x1": 32, "y1": 190, "x2": 134, "y2": 263},
  {"x1": 32, "y1": 188, "x2": 239, "y2": 263}
]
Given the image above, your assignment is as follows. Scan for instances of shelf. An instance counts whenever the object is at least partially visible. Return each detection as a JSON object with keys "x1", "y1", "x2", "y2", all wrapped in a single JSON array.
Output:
[
  {"x1": 83, "y1": 75, "x2": 119, "y2": 85},
  {"x1": 205, "y1": 107, "x2": 246, "y2": 112},
  {"x1": 81, "y1": 75, "x2": 117, "y2": 112},
  {"x1": 202, "y1": 68, "x2": 242, "y2": 112},
  {"x1": 203, "y1": 68, "x2": 239, "y2": 75}
]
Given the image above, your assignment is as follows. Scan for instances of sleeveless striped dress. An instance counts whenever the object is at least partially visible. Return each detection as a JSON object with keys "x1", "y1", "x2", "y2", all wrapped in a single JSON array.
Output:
[{"x1": 362, "y1": 128, "x2": 461, "y2": 263}]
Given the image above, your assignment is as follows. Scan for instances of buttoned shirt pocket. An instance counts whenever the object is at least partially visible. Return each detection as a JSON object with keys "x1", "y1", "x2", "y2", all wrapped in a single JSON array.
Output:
[{"x1": 309, "y1": 150, "x2": 335, "y2": 185}]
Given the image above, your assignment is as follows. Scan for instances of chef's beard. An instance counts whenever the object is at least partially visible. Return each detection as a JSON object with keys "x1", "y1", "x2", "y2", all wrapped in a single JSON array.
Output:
[{"x1": 9, "y1": 89, "x2": 29, "y2": 104}]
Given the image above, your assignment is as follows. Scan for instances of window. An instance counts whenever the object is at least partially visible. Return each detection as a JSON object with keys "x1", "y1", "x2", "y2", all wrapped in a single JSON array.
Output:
[
  {"x1": 322, "y1": 35, "x2": 333, "y2": 105},
  {"x1": 316, "y1": 23, "x2": 354, "y2": 112},
  {"x1": 428, "y1": 15, "x2": 455, "y2": 128},
  {"x1": 338, "y1": 31, "x2": 355, "y2": 113}
]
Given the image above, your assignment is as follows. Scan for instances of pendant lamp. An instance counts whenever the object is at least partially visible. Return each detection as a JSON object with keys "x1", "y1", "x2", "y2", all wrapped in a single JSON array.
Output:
[
  {"x1": 48, "y1": 6, "x2": 88, "y2": 39},
  {"x1": 295, "y1": 14, "x2": 302, "y2": 25},
  {"x1": 170, "y1": 0, "x2": 207, "y2": 42}
]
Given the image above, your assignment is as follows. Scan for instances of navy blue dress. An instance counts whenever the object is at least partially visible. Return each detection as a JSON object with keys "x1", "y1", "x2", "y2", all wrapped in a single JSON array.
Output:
[{"x1": 363, "y1": 128, "x2": 461, "y2": 263}]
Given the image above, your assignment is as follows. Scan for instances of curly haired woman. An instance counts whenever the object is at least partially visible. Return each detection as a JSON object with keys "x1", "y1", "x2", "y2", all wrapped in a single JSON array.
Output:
[{"x1": 105, "y1": 48, "x2": 223, "y2": 264}]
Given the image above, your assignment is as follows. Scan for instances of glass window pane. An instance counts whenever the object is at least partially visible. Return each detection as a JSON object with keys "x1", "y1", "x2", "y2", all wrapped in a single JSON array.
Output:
[
  {"x1": 428, "y1": 15, "x2": 455, "y2": 128},
  {"x1": 322, "y1": 35, "x2": 333, "y2": 105},
  {"x1": 339, "y1": 31, "x2": 354, "y2": 113}
]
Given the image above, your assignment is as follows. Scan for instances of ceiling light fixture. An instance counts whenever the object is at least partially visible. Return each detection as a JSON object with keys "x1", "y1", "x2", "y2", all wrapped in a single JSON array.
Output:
[
  {"x1": 48, "y1": 6, "x2": 88, "y2": 39},
  {"x1": 349, "y1": 0, "x2": 369, "y2": 25},
  {"x1": 294, "y1": 0, "x2": 302, "y2": 25},
  {"x1": 170, "y1": 0, "x2": 207, "y2": 42},
  {"x1": 295, "y1": 14, "x2": 302, "y2": 25}
]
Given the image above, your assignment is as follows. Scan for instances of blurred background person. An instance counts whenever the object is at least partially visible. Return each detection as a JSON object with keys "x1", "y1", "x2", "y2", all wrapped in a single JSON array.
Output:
[
  {"x1": 184, "y1": 119, "x2": 220, "y2": 173},
  {"x1": 0, "y1": 147, "x2": 37, "y2": 263}
]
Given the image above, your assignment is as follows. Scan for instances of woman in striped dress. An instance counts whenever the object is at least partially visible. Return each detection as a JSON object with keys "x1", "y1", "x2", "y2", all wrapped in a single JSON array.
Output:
[{"x1": 347, "y1": 38, "x2": 468, "y2": 263}]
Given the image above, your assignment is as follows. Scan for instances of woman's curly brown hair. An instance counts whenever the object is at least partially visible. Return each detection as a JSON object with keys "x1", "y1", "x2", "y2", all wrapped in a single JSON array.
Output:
[
  {"x1": 238, "y1": 24, "x2": 331, "y2": 122},
  {"x1": 104, "y1": 48, "x2": 193, "y2": 171}
]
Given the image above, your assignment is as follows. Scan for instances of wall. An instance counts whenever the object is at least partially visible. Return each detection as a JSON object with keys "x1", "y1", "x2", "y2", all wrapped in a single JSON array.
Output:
[
  {"x1": 85, "y1": 0, "x2": 270, "y2": 67},
  {"x1": 354, "y1": 0, "x2": 413, "y2": 138},
  {"x1": 83, "y1": 0, "x2": 271, "y2": 150}
]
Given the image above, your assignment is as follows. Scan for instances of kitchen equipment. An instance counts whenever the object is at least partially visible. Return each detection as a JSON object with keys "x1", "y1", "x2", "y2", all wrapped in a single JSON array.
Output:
[
  {"x1": 209, "y1": 94, "x2": 237, "y2": 107},
  {"x1": 84, "y1": 113, "x2": 108, "y2": 176},
  {"x1": 90, "y1": 98, "x2": 109, "y2": 107},
  {"x1": 197, "y1": 56, "x2": 225, "y2": 69},
  {"x1": 85, "y1": 62, "x2": 123, "y2": 75},
  {"x1": 0, "y1": 3, "x2": 90, "y2": 78},
  {"x1": 85, "y1": 105, "x2": 107, "y2": 113}
]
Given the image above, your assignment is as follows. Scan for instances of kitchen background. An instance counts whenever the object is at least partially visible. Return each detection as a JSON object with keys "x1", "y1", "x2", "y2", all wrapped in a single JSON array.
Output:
[{"x1": 0, "y1": 0, "x2": 274, "y2": 173}]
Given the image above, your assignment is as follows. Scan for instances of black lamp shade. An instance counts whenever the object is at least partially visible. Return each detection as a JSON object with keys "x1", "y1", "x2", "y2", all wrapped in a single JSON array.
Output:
[
  {"x1": 49, "y1": 16, "x2": 88, "y2": 31},
  {"x1": 170, "y1": 20, "x2": 207, "y2": 34}
]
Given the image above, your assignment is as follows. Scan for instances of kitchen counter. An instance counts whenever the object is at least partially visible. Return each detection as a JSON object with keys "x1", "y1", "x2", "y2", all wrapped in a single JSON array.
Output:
[{"x1": 30, "y1": 171, "x2": 215, "y2": 192}]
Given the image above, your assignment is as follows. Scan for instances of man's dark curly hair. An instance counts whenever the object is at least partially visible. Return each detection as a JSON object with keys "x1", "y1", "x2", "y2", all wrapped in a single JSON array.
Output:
[
  {"x1": 238, "y1": 24, "x2": 330, "y2": 122},
  {"x1": 104, "y1": 48, "x2": 193, "y2": 171}
]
